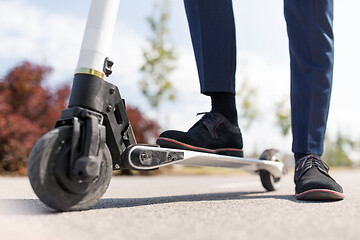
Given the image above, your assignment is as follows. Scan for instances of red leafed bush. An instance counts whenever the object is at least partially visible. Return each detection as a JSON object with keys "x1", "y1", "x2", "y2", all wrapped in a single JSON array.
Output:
[
  {"x1": 127, "y1": 106, "x2": 160, "y2": 144},
  {"x1": 0, "y1": 62, "x2": 160, "y2": 175},
  {"x1": 0, "y1": 62, "x2": 70, "y2": 175}
]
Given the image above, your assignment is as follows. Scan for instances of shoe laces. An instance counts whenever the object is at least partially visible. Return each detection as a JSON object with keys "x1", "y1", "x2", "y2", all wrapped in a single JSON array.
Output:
[
  {"x1": 196, "y1": 112, "x2": 209, "y2": 116},
  {"x1": 188, "y1": 112, "x2": 219, "y2": 132},
  {"x1": 294, "y1": 154, "x2": 330, "y2": 182},
  {"x1": 190, "y1": 112, "x2": 213, "y2": 128}
]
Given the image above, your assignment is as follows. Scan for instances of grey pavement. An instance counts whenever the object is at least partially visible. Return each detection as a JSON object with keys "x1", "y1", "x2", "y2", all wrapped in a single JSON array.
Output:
[{"x1": 0, "y1": 169, "x2": 359, "y2": 240}]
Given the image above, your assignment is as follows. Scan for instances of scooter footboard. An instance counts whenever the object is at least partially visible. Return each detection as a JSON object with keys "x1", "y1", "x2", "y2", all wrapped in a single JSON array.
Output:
[
  {"x1": 122, "y1": 145, "x2": 285, "y2": 178},
  {"x1": 179, "y1": 151, "x2": 284, "y2": 178}
]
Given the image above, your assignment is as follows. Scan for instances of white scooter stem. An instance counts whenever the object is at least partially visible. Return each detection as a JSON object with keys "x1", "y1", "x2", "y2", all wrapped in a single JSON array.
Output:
[{"x1": 75, "y1": 0, "x2": 120, "y2": 79}]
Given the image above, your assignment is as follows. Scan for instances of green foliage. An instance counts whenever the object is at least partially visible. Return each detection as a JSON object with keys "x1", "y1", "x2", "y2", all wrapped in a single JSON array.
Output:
[
  {"x1": 275, "y1": 97, "x2": 291, "y2": 136},
  {"x1": 139, "y1": 0, "x2": 177, "y2": 109},
  {"x1": 273, "y1": 96, "x2": 355, "y2": 166},
  {"x1": 236, "y1": 79, "x2": 259, "y2": 130},
  {"x1": 323, "y1": 131, "x2": 354, "y2": 167}
]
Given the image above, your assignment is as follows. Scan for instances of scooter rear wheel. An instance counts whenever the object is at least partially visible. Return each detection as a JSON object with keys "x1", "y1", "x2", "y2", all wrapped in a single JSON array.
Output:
[
  {"x1": 259, "y1": 149, "x2": 282, "y2": 191},
  {"x1": 28, "y1": 126, "x2": 112, "y2": 211}
]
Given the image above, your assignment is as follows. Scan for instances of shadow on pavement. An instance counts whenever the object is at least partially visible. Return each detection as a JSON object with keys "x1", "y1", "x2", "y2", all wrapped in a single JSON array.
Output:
[
  {"x1": 93, "y1": 191, "x2": 298, "y2": 210},
  {"x1": 1, "y1": 191, "x2": 332, "y2": 215}
]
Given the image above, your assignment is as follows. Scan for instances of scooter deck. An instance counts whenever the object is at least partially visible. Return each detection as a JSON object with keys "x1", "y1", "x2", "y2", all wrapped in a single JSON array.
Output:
[{"x1": 122, "y1": 145, "x2": 285, "y2": 178}]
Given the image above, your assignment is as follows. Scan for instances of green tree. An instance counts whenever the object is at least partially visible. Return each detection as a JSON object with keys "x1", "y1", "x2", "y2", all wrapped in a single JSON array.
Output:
[
  {"x1": 274, "y1": 97, "x2": 355, "y2": 166},
  {"x1": 236, "y1": 80, "x2": 259, "y2": 129},
  {"x1": 323, "y1": 131, "x2": 354, "y2": 167},
  {"x1": 275, "y1": 96, "x2": 291, "y2": 136},
  {"x1": 139, "y1": 0, "x2": 177, "y2": 110}
]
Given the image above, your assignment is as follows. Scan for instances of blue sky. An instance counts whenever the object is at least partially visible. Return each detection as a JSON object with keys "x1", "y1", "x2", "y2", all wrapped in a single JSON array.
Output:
[{"x1": 1, "y1": 0, "x2": 360, "y2": 156}]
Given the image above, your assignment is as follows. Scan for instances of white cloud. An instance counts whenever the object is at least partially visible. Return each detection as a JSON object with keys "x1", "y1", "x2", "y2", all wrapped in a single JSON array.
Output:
[{"x1": 0, "y1": 0, "x2": 85, "y2": 86}]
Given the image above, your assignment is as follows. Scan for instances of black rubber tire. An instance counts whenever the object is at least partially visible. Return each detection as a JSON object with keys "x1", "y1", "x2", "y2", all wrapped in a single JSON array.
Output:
[
  {"x1": 259, "y1": 149, "x2": 282, "y2": 191},
  {"x1": 27, "y1": 126, "x2": 112, "y2": 211}
]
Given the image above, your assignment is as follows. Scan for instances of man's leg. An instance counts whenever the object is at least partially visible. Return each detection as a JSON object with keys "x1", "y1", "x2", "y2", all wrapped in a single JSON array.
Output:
[
  {"x1": 184, "y1": 0, "x2": 238, "y2": 125},
  {"x1": 183, "y1": 0, "x2": 236, "y2": 95},
  {"x1": 156, "y1": 0, "x2": 243, "y2": 157},
  {"x1": 284, "y1": 0, "x2": 344, "y2": 200}
]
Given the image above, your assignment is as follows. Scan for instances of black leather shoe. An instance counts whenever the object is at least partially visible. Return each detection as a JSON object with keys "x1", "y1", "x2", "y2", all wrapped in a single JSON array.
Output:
[
  {"x1": 294, "y1": 154, "x2": 344, "y2": 201},
  {"x1": 156, "y1": 112, "x2": 244, "y2": 157}
]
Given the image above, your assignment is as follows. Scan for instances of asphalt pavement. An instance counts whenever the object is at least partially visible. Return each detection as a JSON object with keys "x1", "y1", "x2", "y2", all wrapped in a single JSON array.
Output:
[{"x1": 0, "y1": 169, "x2": 359, "y2": 240}]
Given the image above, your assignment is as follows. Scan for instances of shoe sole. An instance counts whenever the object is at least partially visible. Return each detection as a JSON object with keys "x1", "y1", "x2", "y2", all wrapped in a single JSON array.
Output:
[
  {"x1": 157, "y1": 137, "x2": 244, "y2": 158},
  {"x1": 296, "y1": 189, "x2": 345, "y2": 201}
]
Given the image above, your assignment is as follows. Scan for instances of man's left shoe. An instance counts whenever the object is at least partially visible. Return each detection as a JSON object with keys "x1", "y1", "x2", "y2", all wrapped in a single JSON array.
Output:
[
  {"x1": 294, "y1": 154, "x2": 344, "y2": 201},
  {"x1": 156, "y1": 112, "x2": 243, "y2": 157}
]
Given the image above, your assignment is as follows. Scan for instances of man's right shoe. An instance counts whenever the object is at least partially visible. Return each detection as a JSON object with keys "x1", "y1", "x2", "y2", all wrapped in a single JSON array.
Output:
[
  {"x1": 294, "y1": 154, "x2": 344, "y2": 201},
  {"x1": 156, "y1": 112, "x2": 244, "y2": 157}
]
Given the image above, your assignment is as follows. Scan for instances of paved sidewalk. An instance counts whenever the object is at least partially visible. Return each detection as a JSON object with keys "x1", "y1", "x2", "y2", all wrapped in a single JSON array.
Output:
[{"x1": 0, "y1": 169, "x2": 359, "y2": 240}]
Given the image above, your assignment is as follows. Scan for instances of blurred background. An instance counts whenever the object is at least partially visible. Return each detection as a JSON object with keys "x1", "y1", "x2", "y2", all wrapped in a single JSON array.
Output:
[{"x1": 1, "y1": 0, "x2": 359, "y2": 175}]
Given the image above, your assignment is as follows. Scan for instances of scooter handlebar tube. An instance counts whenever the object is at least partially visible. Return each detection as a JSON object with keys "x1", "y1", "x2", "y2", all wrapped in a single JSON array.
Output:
[{"x1": 75, "y1": 0, "x2": 120, "y2": 79}]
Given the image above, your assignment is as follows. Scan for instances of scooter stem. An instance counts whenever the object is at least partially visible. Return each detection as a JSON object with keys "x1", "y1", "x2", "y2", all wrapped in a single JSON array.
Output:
[{"x1": 75, "y1": 0, "x2": 120, "y2": 79}]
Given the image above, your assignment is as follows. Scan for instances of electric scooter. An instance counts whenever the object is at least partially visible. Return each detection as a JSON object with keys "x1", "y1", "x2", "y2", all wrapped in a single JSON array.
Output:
[{"x1": 27, "y1": 0, "x2": 286, "y2": 211}]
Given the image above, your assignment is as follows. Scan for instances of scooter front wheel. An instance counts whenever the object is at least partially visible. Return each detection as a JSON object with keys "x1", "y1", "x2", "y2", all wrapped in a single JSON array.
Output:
[
  {"x1": 259, "y1": 149, "x2": 282, "y2": 191},
  {"x1": 28, "y1": 126, "x2": 112, "y2": 211}
]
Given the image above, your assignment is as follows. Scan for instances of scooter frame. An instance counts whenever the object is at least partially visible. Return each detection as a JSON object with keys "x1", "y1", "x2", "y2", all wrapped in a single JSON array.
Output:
[{"x1": 27, "y1": 0, "x2": 286, "y2": 211}]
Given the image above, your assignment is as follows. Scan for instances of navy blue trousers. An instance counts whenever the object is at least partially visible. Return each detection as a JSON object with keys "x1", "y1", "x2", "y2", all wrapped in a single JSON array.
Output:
[{"x1": 184, "y1": 0, "x2": 334, "y2": 155}]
